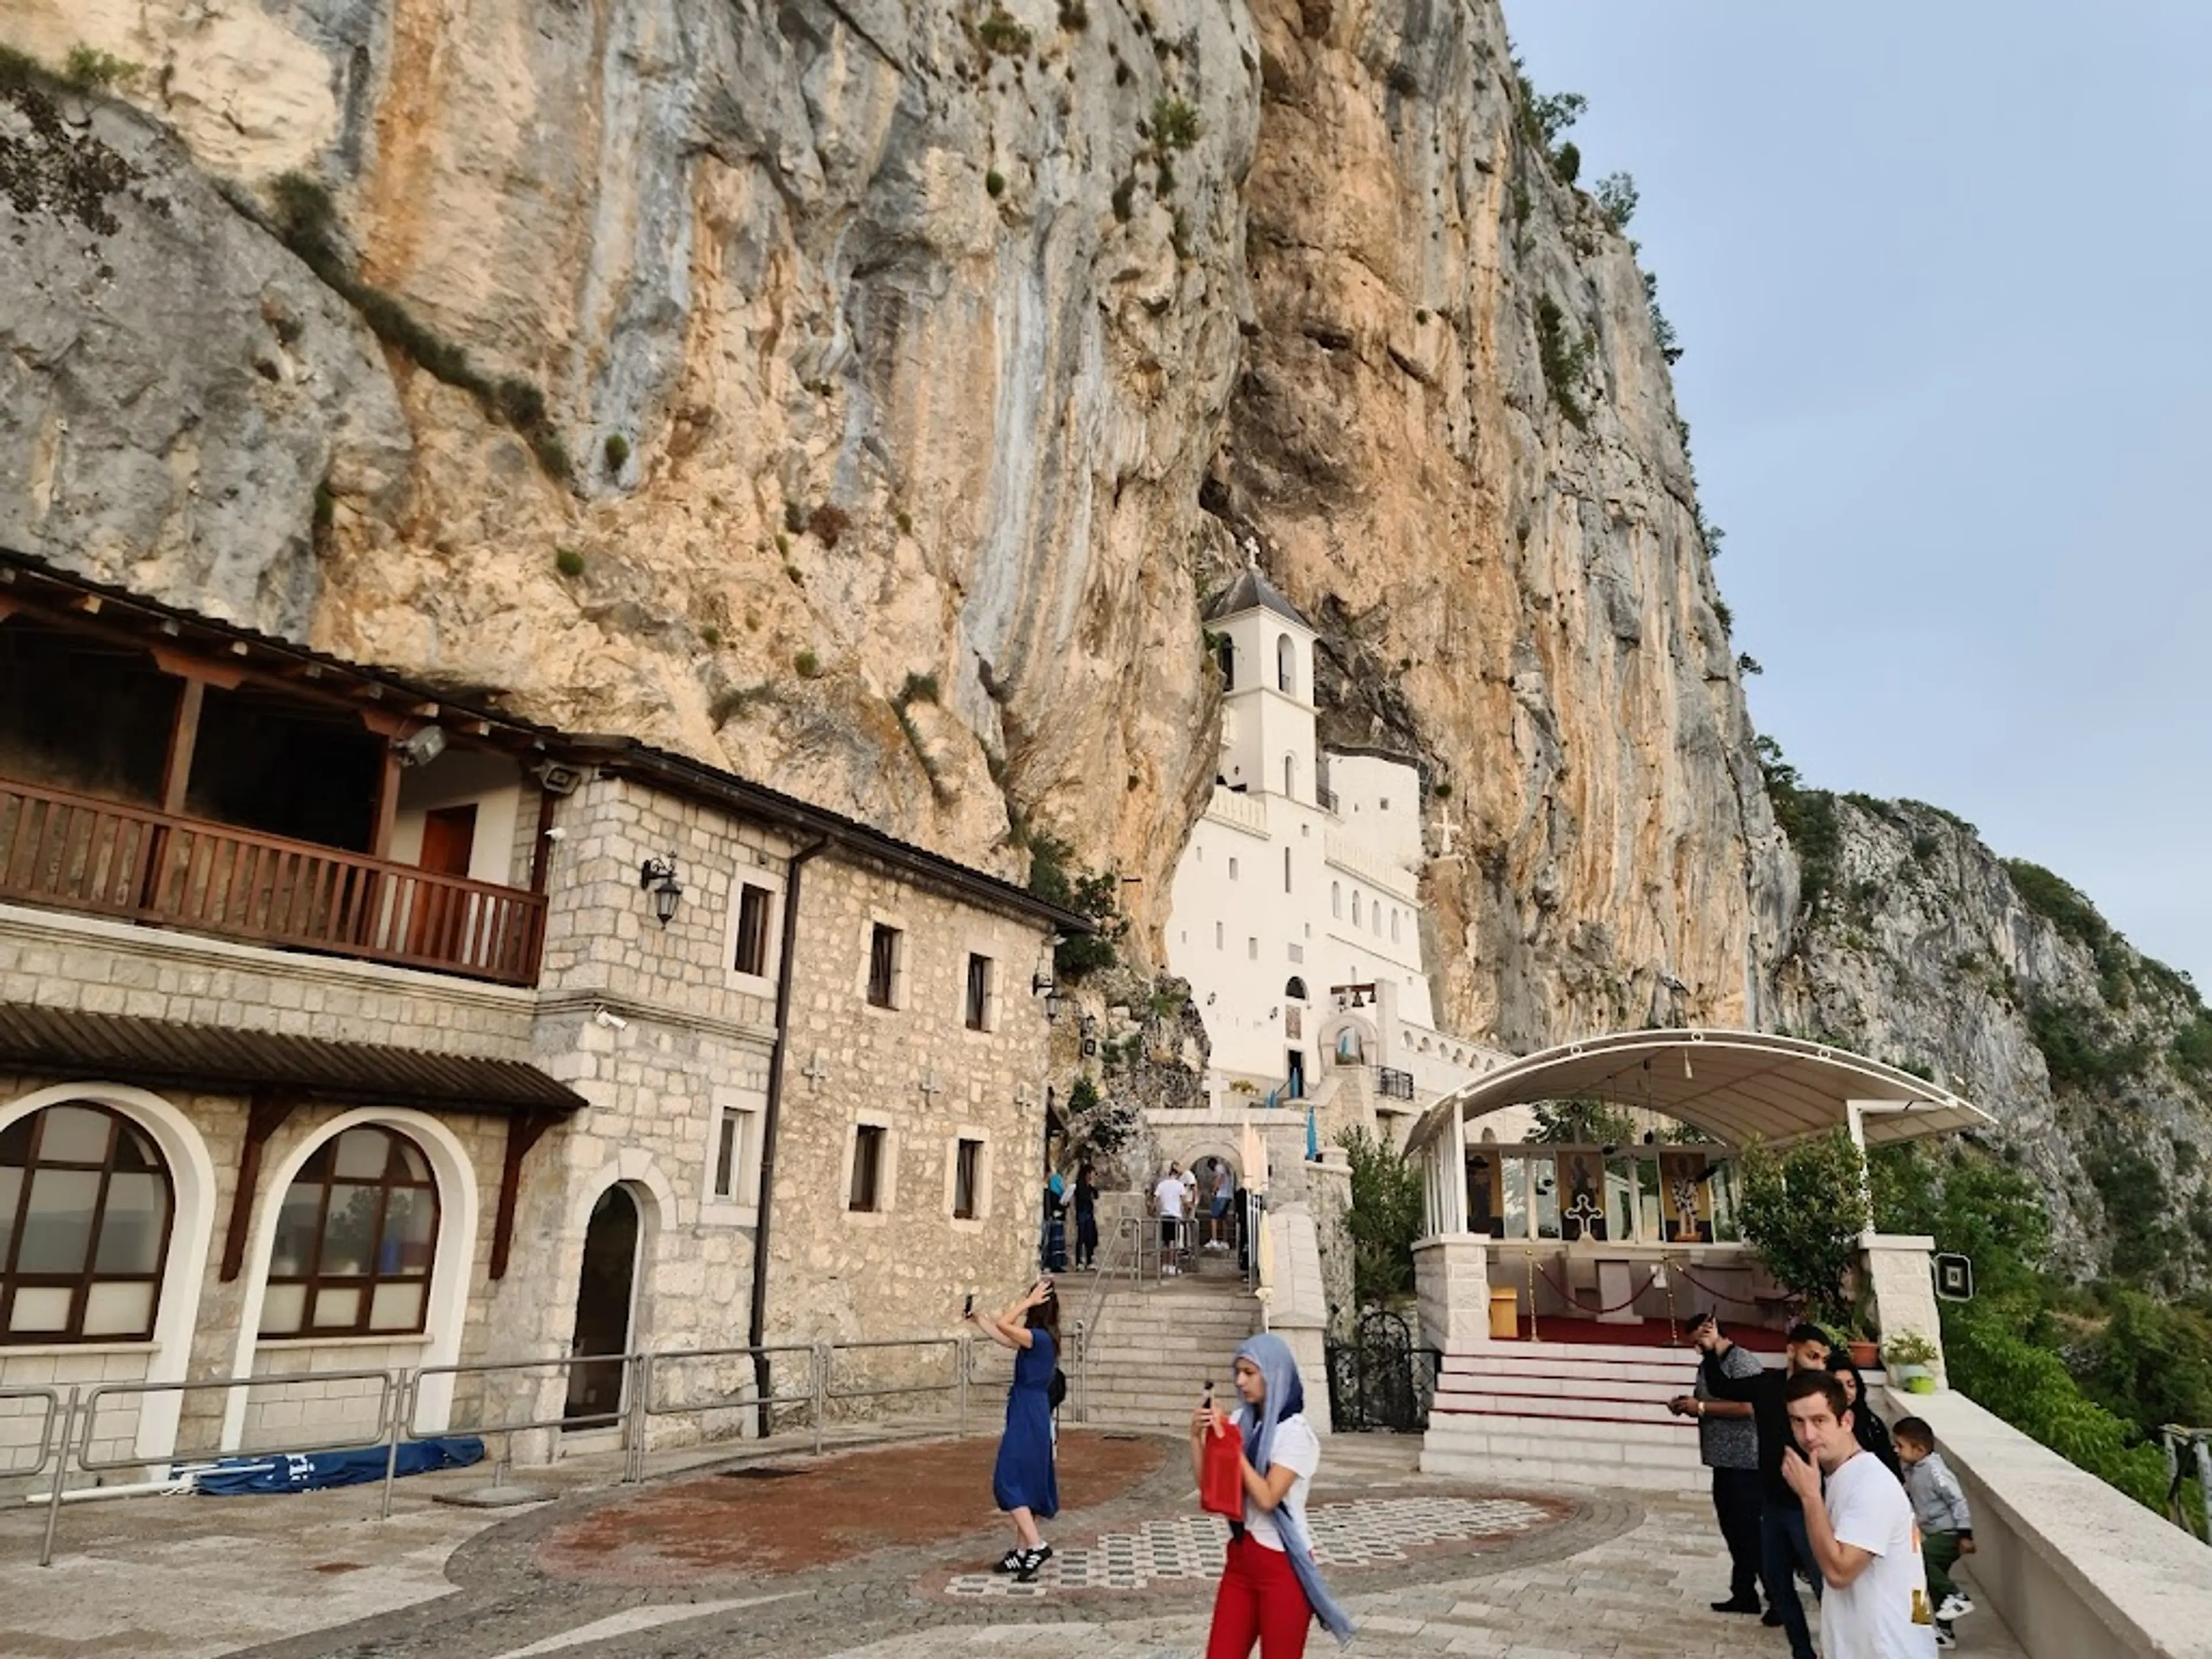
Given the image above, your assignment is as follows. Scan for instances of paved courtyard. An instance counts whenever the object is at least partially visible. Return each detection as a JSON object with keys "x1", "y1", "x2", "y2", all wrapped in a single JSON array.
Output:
[{"x1": 0, "y1": 1426, "x2": 2027, "y2": 1659}]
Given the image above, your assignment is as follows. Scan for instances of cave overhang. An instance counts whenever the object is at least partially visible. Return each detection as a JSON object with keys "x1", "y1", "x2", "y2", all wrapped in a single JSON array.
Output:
[{"x1": 1404, "y1": 1028, "x2": 1994, "y2": 1158}]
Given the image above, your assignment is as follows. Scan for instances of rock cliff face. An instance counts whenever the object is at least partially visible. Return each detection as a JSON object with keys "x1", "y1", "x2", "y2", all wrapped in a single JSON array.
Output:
[
  {"x1": 1, "y1": 0, "x2": 1785, "y2": 1048},
  {"x1": 1770, "y1": 789, "x2": 2212, "y2": 1287}
]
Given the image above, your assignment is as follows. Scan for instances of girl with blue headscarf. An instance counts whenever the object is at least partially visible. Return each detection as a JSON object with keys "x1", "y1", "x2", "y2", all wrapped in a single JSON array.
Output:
[{"x1": 1188, "y1": 1332, "x2": 1355, "y2": 1655}]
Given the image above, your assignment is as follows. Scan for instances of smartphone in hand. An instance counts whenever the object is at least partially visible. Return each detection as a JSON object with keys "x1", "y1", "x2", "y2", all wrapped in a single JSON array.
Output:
[{"x1": 1202, "y1": 1378, "x2": 1213, "y2": 1411}]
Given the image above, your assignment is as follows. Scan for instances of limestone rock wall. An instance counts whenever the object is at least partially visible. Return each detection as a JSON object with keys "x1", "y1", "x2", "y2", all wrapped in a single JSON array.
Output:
[
  {"x1": 3, "y1": 0, "x2": 1786, "y2": 1050},
  {"x1": 1771, "y1": 794, "x2": 2212, "y2": 1287}
]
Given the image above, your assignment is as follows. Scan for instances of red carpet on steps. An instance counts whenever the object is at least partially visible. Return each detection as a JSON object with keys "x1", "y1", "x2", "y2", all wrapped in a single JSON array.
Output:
[{"x1": 1502, "y1": 1315, "x2": 1787, "y2": 1353}]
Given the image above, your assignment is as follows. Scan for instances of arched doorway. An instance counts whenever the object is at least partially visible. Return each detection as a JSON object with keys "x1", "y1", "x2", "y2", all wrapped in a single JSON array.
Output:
[{"x1": 564, "y1": 1184, "x2": 641, "y2": 1428}]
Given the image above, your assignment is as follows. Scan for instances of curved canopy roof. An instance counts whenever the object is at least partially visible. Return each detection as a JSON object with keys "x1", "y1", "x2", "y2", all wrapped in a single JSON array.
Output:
[{"x1": 1404, "y1": 1028, "x2": 1994, "y2": 1156}]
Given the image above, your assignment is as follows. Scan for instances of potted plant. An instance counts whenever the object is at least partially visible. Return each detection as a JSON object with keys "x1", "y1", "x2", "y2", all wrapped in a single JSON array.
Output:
[
  {"x1": 1842, "y1": 1327, "x2": 1881, "y2": 1371},
  {"x1": 1882, "y1": 1330, "x2": 1940, "y2": 1393}
]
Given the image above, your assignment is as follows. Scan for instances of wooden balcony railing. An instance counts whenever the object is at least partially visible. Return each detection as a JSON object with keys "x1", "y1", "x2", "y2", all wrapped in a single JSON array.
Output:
[{"x1": 0, "y1": 779, "x2": 545, "y2": 986}]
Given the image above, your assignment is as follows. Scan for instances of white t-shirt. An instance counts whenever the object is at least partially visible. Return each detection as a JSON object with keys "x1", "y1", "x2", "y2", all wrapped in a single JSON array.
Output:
[
  {"x1": 1820, "y1": 1450, "x2": 1938, "y2": 1659},
  {"x1": 1243, "y1": 1413, "x2": 1321, "y2": 1552},
  {"x1": 1155, "y1": 1176, "x2": 1188, "y2": 1219}
]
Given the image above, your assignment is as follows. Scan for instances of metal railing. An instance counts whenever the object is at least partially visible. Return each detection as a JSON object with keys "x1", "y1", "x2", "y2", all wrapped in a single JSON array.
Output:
[{"x1": 5, "y1": 1333, "x2": 983, "y2": 1566}]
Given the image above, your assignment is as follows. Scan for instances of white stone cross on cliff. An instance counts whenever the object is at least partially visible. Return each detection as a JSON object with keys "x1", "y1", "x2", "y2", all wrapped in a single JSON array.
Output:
[
  {"x1": 800, "y1": 1051, "x2": 830, "y2": 1092},
  {"x1": 1430, "y1": 810, "x2": 1461, "y2": 858}
]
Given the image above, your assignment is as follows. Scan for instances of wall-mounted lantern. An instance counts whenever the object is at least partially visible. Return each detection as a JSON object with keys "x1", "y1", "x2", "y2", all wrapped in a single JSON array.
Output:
[
  {"x1": 638, "y1": 853, "x2": 683, "y2": 926},
  {"x1": 1031, "y1": 969, "x2": 1064, "y2": 1024}
]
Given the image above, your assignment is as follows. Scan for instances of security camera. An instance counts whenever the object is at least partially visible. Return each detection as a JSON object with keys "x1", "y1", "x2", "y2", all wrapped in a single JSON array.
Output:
[{"x1": 593, "y1": 1007, "x2": 628, "y2": 1031}]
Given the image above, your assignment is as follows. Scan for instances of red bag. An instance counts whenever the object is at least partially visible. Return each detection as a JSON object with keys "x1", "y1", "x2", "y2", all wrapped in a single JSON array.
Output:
[{"x1": 1200, "y1": 1416, "x2": 1245, "y2": 1518}]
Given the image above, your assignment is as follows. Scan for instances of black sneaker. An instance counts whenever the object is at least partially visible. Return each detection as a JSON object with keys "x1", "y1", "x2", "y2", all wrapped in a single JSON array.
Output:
[
  {"x1": 1014, "y1": 1544, "x2": 1052, "y2": 1582},
  {"x1": 1711, "y1": 1598, "x2": 1762, "y2": 1615},
  {"x1": 994, "y1": 1549, "x2": 1024, "y2": 1574}
]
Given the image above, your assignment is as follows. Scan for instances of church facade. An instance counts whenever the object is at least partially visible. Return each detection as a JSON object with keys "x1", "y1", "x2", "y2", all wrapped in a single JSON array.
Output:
[{"x1": 1164, "y1": 565, "x2": 1507, "y2": 1120}]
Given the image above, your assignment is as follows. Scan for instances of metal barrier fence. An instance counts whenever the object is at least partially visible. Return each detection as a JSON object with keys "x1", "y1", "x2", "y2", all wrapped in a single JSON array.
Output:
[{"x1": 4, "y1": 1334, "x2": 982, "y2": 1568}]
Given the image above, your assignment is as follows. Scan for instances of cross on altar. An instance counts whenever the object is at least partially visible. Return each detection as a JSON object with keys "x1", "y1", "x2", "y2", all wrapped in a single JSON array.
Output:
[{"x1": 800, "y1": 1051, "x2": 830, "y2": 1092}]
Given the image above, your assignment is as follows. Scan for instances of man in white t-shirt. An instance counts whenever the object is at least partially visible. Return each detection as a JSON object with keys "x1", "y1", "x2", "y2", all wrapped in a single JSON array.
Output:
[
  {"x1": 1153, "y1": 1164, "x2": 1190, "y2": 1275},
  {"x1": 1781, "y1": 1369, "x2": 1937, "y2": 1659}
]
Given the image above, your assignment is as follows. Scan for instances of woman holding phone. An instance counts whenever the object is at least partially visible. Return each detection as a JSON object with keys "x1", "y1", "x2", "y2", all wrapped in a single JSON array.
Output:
[
  {"x1": 1190, "y1": 1332, "x2": 1354, "y2": 1656},
  {"x1": 967, "y1": 1277, "x2": 1060, "y2": 1581}
]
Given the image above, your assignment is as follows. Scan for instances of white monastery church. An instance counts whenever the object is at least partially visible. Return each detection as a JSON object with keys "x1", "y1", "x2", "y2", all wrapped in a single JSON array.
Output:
[{"x1": 1164, "y1": 563, "x2": 1508, "y2": 1126}]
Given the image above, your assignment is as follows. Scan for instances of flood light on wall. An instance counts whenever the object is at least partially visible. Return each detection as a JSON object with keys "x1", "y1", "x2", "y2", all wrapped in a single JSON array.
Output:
[
  {"x1": 393, "y1": 725, "x2": 448, "y2": 768},
  {"x1": 638, "y1": 854, "x2": 683, "y2": 926}
]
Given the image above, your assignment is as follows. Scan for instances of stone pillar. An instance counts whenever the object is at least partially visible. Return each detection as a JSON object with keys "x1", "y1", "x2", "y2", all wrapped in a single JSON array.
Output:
[
  {"x1": 1266, "y1": 1201, "x2": 1333, "y2": 1433},
  {"x1": 1860, "y1": 1232, "x2": 1944, "y2": 1382},
  {"x1": 1412, "y1": 1234, "x2": 1492, "y2": 1354}
]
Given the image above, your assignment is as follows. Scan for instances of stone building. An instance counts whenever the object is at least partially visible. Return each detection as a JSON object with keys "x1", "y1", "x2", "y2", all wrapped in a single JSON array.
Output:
[{"x1": 0, "y1": 550, "x2": 1079, "y2": 1475}]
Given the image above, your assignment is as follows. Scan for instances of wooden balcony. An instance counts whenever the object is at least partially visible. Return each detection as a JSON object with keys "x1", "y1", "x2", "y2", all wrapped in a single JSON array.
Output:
[{"x1": 0, "y1": 779, "x2": 544, "y2": 986}]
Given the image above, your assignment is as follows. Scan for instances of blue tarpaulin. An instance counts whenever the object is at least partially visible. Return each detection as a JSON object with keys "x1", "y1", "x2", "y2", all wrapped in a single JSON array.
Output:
[{"x1": 189, "y1": 1435, "x2": 484, "y2": 1495}]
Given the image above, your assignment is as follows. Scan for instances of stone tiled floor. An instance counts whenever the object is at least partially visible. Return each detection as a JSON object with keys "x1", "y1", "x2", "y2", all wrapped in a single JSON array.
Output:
[
  {"x1": 0, "y1": 1423, "x2": 2030, "y2": 1659},
  {"x1": 941, "y1": 1496, "x2": 1556, "y2": 1597}
]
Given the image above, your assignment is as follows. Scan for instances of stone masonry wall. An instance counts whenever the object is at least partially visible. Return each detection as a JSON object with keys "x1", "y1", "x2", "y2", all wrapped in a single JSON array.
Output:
[{"x1": 764, "y1": 850, "x2": 1056, "y2": 1410}]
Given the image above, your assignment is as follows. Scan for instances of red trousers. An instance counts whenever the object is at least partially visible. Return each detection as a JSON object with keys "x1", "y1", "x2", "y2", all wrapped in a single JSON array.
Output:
[{"x1": 1205, "y1": 1532, "x2": 1313, "y2": 1659}]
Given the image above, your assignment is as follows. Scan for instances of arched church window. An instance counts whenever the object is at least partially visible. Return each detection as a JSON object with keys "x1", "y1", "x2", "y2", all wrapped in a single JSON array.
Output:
[
  {"x1": 0, "y1": 1104, "x2": 173, "y2": 1343},
  {"x1": 1277, "y1": 634, "x2": 1296, "y2": 695},
  {"x1": 1283, "y1": 754, "x2": 1295, "y2": 797},
  {"x1": 1218, "y1": 635, "x2": 1236, "y2": 690},
  {"x1": 1351, "y1": 892, "x2": 1362, "y2": 926},
  {"x1": 1285, "y1": 977, "x2": 1308, "y2": 1001},
  {"x1": 1391, "y1": 910, "x2": 1401, "y2": 943},
  {"x1": 262, "y1": 1126, "x2": 440, "y2": 1338},
  {"x1": 1331, "y1": 882, "x2": 1341, "y2": 919}
]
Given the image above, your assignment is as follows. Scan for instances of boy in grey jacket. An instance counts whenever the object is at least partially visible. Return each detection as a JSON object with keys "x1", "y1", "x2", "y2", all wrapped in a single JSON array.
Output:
[{"x1": 1894, "y1": 1417, "x2": 1975, "y2": 1647}]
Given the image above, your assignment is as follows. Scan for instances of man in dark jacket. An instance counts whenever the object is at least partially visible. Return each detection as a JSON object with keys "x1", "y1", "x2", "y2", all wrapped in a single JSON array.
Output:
[
  {"x1": 1702, "y1": 1320, "x2": 1834, "y2": 1659},
  {"x1": 1668, "y1": 1310, "x2": 1767, "y2": 1615}
]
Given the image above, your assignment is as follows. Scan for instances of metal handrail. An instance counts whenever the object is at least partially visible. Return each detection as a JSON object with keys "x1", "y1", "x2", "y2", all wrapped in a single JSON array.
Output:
[
  {"x1": 74, "y1": 1368, "x2": 400, "y2": 1473},
  {"x1": 11, "y1": 1331, "x2": 999, "y2": 1566}
]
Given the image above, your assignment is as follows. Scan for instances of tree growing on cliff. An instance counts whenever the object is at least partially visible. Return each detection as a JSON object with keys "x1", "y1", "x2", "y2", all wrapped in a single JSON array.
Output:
[
  {"x1": 1025, "y1": 831, "x2": 1128, "y2": 980},
  {"x1": 1594, "y1": 171, "x2": 1638, "y2": 230}
]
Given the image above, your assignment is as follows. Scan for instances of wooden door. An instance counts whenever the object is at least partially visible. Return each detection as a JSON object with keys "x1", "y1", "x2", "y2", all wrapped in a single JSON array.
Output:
[{"x1": 406, "y1": 804, "x2": 478, "y2": 957}]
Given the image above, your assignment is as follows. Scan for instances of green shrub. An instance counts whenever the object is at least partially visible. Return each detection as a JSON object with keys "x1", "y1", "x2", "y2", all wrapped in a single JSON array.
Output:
[
  {"x1": 1057, "y1": 0, "x2": 1089, "y2": 28},
  {"x1": 1735, "y1": 653, "x2": 1763, "y2": 677},
  {"x1": 1533, "y1": 297, "x2": 1590, "y2": 429},
  {"x1": 894, "y1": 671, "x2": 941, "y2": 707},
  {"x1": 977, "y1": 7, "x2": 1032, "y2": 54},
  {"x1": 63, "y1": 45, "x2": 141, "y2": 90},
  {"x1": 1025, "y1": 831, "x2": 1128, "y2": 979},
  {"x1": 1110, "y1": 176, "x2": 1137, "y2": 222},
  {"x1": 554, "y1": 547, "x2": 585, "y2": 578},
  {"x1": 2027, "y1": 999, "x2": 2148, "y2": 1090},
  {"x1": 783, "y1": 500, "x2": 806, "y2": 533},
  {"x1": 985, "y1": 168, "x2": 1006, "y2": 198},
  {"x1": 793, "y1": 648, "x2": 821, "y2": 678},
  {"x1": 1152, "y1": 96, "x2": 1200, "y2": 151},
  {"x1": 1593, "y1": 171, "x2": 1637, "y2": 229},
  {"x1": 709, "y1": 684, "x2": 777, "y2": 724},
  {"x1": 699, "y1": 624, "x2": 721, "y2": 647},
  {"x1": 1338, "y1": 1127, "x2": 1425, "y2": 1308},
  {"x1": 603, "y1": 433, "x2": 630, "y2": 473},
  {"x1": 1737, "y1": 1129, "x2": 1868, "y2": 1324},
  {"x1": 1553, "y1": 141, "x2": 1581, "y2": 185},
  {"x1": 895, "y1": 509, "x2": 914, "y2": 535}
]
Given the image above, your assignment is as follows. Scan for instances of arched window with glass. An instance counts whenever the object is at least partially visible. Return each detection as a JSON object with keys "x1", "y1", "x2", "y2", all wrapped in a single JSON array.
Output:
[
  {"x1": 261, "y1": 1125, "x2": 440, "y2": 1338},
  {"x1": 0, "y1": 1103, "x2": 173, "y2": 1343}
]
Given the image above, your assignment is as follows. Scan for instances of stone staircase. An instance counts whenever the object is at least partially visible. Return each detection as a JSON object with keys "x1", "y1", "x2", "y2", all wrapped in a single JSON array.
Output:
[
  {"x1": 1419, "y1": 1336, "x2": 1783, "y2": 1490},
  {"x1": 1073, "y1": 1273, "x2": 1263, "y2": 1430}
]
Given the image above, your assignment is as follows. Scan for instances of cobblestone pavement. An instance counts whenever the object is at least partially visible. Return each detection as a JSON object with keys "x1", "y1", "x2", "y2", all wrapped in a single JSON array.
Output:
[{"x1": 0, "y1": 1426, "x2": 2028, "y2": 1659}]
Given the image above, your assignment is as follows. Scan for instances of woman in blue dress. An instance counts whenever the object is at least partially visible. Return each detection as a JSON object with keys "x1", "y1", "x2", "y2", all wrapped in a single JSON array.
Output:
[{"x1": 967, "y1": 1276, "x2": 1060, "y2": 1581}]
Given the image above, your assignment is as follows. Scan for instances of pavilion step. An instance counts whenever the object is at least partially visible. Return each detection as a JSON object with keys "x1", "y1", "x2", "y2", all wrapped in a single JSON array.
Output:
[{"x1": 1421, "y1": 1413, "x2": 1708, "y2": 1492}]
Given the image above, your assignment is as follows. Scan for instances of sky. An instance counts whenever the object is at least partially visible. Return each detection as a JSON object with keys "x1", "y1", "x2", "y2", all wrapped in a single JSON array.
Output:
[{"x1": 1509, "y1": 1, "x2": 2212, "y2": 992}]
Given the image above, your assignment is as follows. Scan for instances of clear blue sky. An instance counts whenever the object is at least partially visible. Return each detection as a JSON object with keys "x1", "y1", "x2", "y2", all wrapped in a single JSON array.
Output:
[{"x1": 1510, "y1": 2, "x2": 2212, "y2": 992}]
